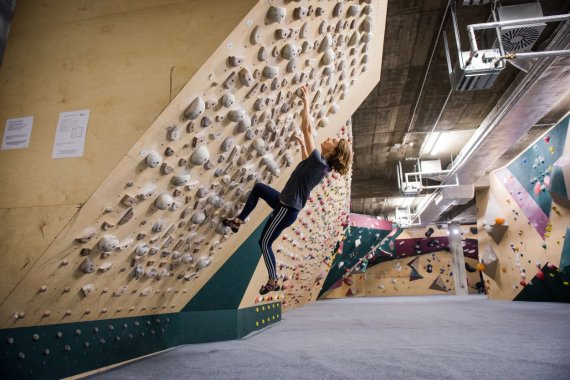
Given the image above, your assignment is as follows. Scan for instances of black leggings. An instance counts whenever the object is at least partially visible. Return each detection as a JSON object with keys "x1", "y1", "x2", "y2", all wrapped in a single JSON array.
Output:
[{"x1": 237, "y1": 183, "x2": 299, "y2": 280}]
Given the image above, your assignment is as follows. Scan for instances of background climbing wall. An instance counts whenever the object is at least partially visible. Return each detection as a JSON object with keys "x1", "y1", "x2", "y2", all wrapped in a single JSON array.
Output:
[
  {"x1": 318, "y1": 213, "x2": 393, "y2": 297},
  {"x1": 0, "y1": 1, "x2": 388, "y2": 378},
  {"x1": 476, "y1": 113, "x2": 570, "y2": 301},
  {"x1": 322, "y1": 225, "x2": 481, "y2": 298}
]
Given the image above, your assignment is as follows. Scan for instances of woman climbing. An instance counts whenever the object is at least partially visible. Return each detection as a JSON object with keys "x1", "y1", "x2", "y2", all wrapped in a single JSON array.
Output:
[{"x1": 223, "y1": 85, "x2": 352, "y2": 295}]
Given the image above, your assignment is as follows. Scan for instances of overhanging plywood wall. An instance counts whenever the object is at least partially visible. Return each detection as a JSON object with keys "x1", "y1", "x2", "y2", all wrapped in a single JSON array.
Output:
[{"x1": 0, "y1": 0, "x2": 388, "y2": 330}]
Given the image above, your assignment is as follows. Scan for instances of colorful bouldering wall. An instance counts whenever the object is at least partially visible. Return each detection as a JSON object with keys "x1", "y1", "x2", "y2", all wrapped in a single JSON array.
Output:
[
  {"x1": 322, "y1": 225, "x2": 481, "y2": 298},
  {"x1": 477, "y1": 114, "x2": 570, "y2": 301},
  {"x1": 318, "y1": 214, "x2": 393, "y2": 297}
]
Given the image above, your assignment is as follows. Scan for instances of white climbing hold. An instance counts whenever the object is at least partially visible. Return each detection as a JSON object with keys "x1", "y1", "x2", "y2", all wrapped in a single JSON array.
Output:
[
  {"x1": 81, "y1": 284, "x2": 95, "y2": 297},
  {"x1": 145, "y1": 152, "x2": 162, "y2": 168},
  {"x1": 228, "y1": 109, "x2": 246, "y2": 122},
  {"x1": 191, "y1": 211, "x2": 205, "y2": 225},
  {"x1": 190, "y1": 146, "x2": 210, "y2": 165},
  {"x1": 98, "y1": 235, "x2": 119, "y2": 253},
  {"x1": 221, "y1": 93, "x2": 236, "y2": 108},
  {"x1": 155, "y1": 193, "x2": 174, "y2": 210}
]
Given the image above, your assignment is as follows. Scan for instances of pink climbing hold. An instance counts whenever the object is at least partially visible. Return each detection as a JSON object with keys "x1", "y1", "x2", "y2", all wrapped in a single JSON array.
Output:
[{"x1": 534, "y1": 181, "x2": 541, "y2": 196}]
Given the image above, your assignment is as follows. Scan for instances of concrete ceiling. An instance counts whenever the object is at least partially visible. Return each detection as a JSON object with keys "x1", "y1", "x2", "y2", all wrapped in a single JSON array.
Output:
[{"x1": 350, "y1": 0, "x2": 570, "y2": 222}]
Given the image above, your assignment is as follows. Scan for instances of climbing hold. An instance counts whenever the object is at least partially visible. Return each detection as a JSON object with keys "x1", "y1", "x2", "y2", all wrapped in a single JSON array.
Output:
[
  {"x1": 321, "y1": 49, "x2": 335, "y2": 66},
  {"x1": 267, "y1": 6, "x2": 286, "y2": 24},
  {"x1": 228, "y1": 56, "x2": 244, "y2": 67},
  {"x1": 228, "y1": 109, "x2": 246, "y2": 122},
  {"x1": 250, "y1": 25, "x2": 261, "y2": 44},
  {"x1": 191, "y1": 211, "x2": 205, "y2": 225},
  {"x1": 319, "y1": 35, "x2": 333, "y2": 53},
  {"x1": 183, "y1": 96, "x2": 205, "y2": 120},
  {"x1": 75, "y1": 231, "x2": 96, "y2": 244},
  {"x1": 347, "y1": 5, "x2": 361, "y2": 17},
  {"x1": 221, "y1": 93, "x2": 236, "y2": 108},
  {"x1": 190, "y1": 146, "x2": 210, "y2": 165},
  {"x1": 98, "y1": 235, "x2": 119, "y2": 252},
  {"x1": 171, "y1": 174, "x2": 190, "y2": 187},
  {"x1": 332, "y1": 2, "x2": 343, "y2": 17},
  {"x1": 299, "y1": 22, "x2": 309, "y2": 40},
  {"x1": 262, "y1": 66, "x2": 279, "y2": 79},
  {"x1": 197, "y1": 257, "x2": 211, "y2": 269},
  {"x1": 275, "y1": 28, "x2": 290, "y2": 40},
  {"x1": 80, "y1": 257, "x2": 95, "y2": 274},
  {"x1": 154, "y1": 193, "x2": 173, "y2": 210},
  {"x1": 360, "y1": 17, "x2": 372, "y2": 33},
  {"x1": 81, "y1": 284, "x2": 95, "y2": 297},
  {"x1": 221, "y1": 136, "x2": 234, "y2": 152},
  {"x1": 281, "y1": 43, "x2": 298, "y2": 60},
  {"x1": 293, "y1": 7, "x2": 308, "y2": 20},
  {"x1": 495, "y1": 217, "x2": 505, "y2": 225},
  {"x1": 238, "y1": 68, "x2": 253, "y2": 86}
]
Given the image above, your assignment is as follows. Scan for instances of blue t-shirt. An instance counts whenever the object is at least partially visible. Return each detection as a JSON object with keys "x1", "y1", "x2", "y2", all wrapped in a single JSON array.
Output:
[{"x1": 279, "y1": 149, "x2": 330, "y2": 210}]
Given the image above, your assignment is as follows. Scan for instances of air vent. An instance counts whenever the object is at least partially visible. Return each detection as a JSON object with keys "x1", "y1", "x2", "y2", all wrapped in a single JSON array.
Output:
[{"x1": 486, "y1": 3, "x2": 546, "y2": 53}]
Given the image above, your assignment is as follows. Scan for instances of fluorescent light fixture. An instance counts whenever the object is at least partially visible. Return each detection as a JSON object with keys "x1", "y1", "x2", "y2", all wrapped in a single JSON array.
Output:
[
  {"x1": 421, "y1": 132, "x2": 440, "y2": 156},
  {"x1": 430, "y1": 132, "x2": 448, "y2": 156}
]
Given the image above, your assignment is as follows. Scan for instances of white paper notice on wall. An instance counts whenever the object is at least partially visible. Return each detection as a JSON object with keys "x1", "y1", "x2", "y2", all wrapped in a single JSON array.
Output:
[
  {"x1": 1, "y1": 116, "x2": 33, "y2": 150},
  {"x1": 52, "y1": 110, "x2": 90, "y2": 159}
]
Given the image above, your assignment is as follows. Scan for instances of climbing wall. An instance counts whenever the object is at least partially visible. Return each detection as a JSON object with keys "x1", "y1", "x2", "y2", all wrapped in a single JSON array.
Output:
[
  {"x1": 476, "y1": 114, "x2": 570, "y2": 300},
  {"x1": 323, "y1": 225, "x2": 482, "y2": 298},
  {"x1": 0, "y1": 1, "x2": 387, "y2": 378},
  {"x1": 318, "y1": 213, "x2": 393, "y2": 297}
]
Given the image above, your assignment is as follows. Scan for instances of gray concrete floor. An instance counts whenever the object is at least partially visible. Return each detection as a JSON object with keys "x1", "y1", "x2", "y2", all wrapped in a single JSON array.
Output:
[{"x1": 91, "y1": 296, "x2": 570, "y2": 380}]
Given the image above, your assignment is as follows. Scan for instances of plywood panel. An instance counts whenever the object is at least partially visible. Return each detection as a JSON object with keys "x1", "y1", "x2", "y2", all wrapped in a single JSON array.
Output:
[
  {"x1": 0, "y1": 0, "x2": 388, "y2": 328},
  {"x1": 0, "y1": 0, "x2": 258, "y2": 209},
  {"x1": 0, "y1": 205, "x2": 80, "y2": 304}
]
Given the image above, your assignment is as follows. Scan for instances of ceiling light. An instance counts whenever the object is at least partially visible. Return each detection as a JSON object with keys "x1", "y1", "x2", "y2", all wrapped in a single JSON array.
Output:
[
  {"x1": 421, "y1": 132, "x2": 440, "y2": 156},
  {"x1": 430, "y1": 132, "x2": 448, "y2": 156}
]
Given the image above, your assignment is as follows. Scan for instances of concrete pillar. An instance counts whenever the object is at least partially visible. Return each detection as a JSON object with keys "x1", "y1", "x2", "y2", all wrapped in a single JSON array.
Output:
[{"x1": 448, "y1": 222, "x2": 468, "y2": 296}]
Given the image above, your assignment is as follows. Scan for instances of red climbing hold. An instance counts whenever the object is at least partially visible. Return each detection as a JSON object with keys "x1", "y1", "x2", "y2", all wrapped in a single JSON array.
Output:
[{"x1": 536, "y1": 270, "x2": 545, "y2": 280}]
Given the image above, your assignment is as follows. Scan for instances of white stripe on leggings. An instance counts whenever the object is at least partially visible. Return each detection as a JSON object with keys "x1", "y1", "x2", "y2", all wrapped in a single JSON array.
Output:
[{"x1": 261, "y1": 207, "x2": 287, "y2": 279}]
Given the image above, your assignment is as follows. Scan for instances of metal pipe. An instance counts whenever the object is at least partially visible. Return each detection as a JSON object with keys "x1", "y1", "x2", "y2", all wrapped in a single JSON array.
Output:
[
  {"x1": 503, "y1": 50, "x2": 570, "y2": 59},
  {"x1": 491, "y1": 5, "x2": 505, "y2": 58},
  {"x1": 468, "y1": 14, "x2": 570, "y2": 53}
]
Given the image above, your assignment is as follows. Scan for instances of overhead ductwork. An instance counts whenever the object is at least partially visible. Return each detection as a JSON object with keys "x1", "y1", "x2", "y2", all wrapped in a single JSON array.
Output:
[{"x1": 414, "y1": 17, "x2": 570, "y2": 225}]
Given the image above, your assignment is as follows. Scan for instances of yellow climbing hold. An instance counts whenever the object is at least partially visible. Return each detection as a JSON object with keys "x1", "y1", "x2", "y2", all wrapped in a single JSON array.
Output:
[{"x1": 256, "y1": 321, "x2": 259, "y2": 327}]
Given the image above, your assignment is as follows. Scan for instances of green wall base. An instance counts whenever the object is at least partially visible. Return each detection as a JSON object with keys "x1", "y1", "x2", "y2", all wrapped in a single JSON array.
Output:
[{"x1": 0, "y1": 303, "x2": 281, "y2": 380}]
